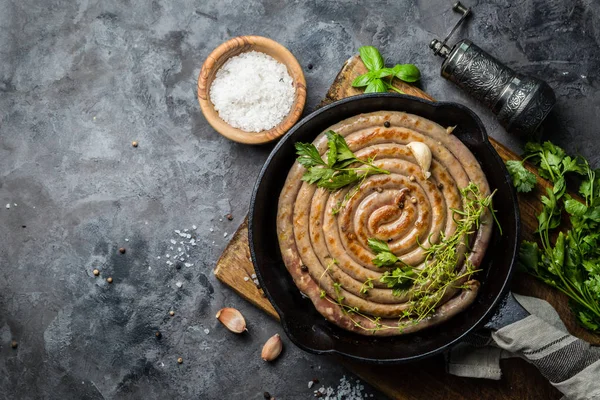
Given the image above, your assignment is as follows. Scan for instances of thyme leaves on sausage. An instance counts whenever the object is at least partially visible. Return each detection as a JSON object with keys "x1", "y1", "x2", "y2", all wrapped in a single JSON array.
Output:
[{"x1": 320, "y1": 182, "x2": 496, "y2": 332}]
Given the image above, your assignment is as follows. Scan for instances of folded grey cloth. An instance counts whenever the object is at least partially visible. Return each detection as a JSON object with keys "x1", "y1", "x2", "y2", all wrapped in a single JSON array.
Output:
[{"x1": 447, "y1": 294, "x2": 600, "y2": 400}]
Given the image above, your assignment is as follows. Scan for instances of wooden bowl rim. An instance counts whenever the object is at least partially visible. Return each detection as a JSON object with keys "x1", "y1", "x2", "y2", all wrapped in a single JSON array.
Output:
[{"x1": 197, "y1": 35, "x2": 307, "y2": 145}]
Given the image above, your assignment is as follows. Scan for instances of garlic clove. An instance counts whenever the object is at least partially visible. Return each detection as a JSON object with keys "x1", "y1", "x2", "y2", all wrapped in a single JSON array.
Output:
[
  {"x1": 261, "y1": 333, "x2": 283, "y2": 362},
  {"x1": 215, "y1": 307, "x2": 247, "y2": 333},
  {"x1": 446, "y1": 125, "x2": 457, "y2": 135},
  {"x1": 407, "y1": 142, "x2": 432, "y2": 180}
]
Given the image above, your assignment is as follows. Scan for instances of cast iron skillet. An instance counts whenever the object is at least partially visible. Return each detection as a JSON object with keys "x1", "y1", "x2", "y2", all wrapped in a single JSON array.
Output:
[{"x1": 249, "y1": 93, "x2": 521, "y2": 363}]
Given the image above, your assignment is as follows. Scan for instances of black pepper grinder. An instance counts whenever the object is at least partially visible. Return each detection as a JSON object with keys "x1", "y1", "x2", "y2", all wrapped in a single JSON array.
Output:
[{"x1": 430, "y1": 2, "x2": 556, "y2": 136}]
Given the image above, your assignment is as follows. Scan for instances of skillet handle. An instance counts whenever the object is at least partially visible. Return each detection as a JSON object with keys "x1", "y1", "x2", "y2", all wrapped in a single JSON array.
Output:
[{"x1": 487, "y1": 293, "x2": 600, "y2": 399}]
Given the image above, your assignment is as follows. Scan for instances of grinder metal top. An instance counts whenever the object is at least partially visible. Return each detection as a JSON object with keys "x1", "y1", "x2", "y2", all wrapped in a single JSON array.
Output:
[{"x1": 430, "y1": 2, "x2": 556, "y2": 136}]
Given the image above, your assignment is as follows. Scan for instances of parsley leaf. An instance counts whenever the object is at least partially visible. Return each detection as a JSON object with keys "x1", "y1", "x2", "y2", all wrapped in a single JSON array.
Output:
[
  {"x1": 295, "y1": 142, "x2": 326, "y2": 168},
  {"x1": 506, "y1": 160, "x2": 537, "y2": 193},
  {"x1": 295, "y1": 131, "x2": 389, "y2": 193},
  {"x1": 368, "y1": 238, "x2": 400, "y2": 267},
  {"x1": 380, "y1": 267, "x2": 416, "y2": 291}
]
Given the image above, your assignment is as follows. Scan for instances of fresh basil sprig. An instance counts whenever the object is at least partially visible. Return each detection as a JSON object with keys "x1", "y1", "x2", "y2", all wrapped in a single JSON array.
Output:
[{"x1": 352, "y1": 46, "x2": 421, "y2": 94}]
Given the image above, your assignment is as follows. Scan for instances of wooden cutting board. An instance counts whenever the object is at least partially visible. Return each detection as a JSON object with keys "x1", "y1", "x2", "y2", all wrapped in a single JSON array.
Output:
[{"x1": 214, "y1": 55, "x2": 600, "y2": 399}]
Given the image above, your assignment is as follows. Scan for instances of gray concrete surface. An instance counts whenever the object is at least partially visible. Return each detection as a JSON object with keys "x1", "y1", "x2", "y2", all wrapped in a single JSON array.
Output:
[{"x1": 0, "y1": 0, "x2": 599, "y2": 399}]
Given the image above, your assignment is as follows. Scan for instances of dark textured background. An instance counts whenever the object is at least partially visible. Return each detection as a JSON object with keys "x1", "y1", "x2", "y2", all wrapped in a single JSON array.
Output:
[{"x1": 1, "y1": 0, "x2": 598, "y2": 399}]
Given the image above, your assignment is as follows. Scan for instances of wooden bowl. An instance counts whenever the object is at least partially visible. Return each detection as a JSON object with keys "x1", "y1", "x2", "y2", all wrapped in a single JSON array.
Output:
[{"x1": 197, "y1": 36, "x2": 307, "y2": 145}]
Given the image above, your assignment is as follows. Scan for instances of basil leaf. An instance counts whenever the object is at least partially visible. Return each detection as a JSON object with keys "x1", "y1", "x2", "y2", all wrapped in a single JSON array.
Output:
[
  {"x1": 393, "y1": 64, "x2": 421, "y2": 82},
  {"x1": 351, "y1": 72, "x2": 373, "y2": 88},
  {"x1": 372, "y1": 68, "x2": 395, "y2": 79},
  {"x1": 364, "y1": 78, "x2": 387, "y2": 93},
  {"x1": 358, "y1": 46, "x2": 384, "y2": 71}
]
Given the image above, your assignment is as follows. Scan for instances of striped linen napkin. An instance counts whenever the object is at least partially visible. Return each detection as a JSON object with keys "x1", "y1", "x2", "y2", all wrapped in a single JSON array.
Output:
[{"x1": 447, "y1": 294, "x2": 600, "y2": 400}]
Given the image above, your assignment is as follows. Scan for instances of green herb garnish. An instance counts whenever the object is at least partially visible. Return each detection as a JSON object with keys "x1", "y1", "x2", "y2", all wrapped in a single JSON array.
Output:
[
  {"x1": 295, "y1": 130, "x2": 389, "y2": 191},
  {"x1": 506, "y1": 160, "x2": 537, "y2": 193},
  {"x1": 352, "y1": 46, "x2": 421, "y2": 94},
  {"x1": 509, "y1": 141, "x2": 600, "y2": 332}
]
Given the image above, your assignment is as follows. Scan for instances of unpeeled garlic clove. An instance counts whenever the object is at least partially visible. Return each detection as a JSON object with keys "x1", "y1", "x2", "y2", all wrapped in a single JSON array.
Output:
[
  {"x1": 407, "y1": 142, "x2": 432, "y2": 179},
  {"x1": 216, "y1": 307, "x2": 247, "y2": 333},
  {"x1": 261, "y1": 333, "x2": 283, "y2": 361}
]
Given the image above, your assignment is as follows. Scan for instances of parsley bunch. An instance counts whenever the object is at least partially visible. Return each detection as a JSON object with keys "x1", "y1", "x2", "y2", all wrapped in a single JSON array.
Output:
[
  {"x1": 352, "y1": 46, "x2": 421, "y2": 94},
  {"x1": 368, "y1": 238, "x2": 415, "y2": 295},
  {"x1": 507, "y1": 141, "x2": 600, "y2": 331},
  {"x1": 295, "y1": 130, "x2": 389, "y2": 191}
]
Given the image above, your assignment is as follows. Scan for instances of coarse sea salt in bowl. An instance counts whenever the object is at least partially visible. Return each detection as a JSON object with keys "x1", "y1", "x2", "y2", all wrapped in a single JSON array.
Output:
[{"x1": 197, "y1": 36, "x2": 306, "y2": 145}]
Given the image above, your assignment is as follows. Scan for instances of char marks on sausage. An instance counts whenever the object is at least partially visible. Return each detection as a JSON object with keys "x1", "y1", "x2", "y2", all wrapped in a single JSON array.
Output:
[{"x1": 277, "y1": 111, "x2": 492, "y2": 336}]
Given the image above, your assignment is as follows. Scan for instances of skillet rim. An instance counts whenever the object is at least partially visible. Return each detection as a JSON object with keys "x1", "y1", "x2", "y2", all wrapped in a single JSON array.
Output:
[{"x1": 249, "y1": 93, "x2": 521, "y2": 363}]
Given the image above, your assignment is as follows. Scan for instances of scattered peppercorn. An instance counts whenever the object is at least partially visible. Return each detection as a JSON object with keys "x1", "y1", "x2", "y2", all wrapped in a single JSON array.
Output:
[
  {"x1": 411, "y1": 197, "x2": 417, "y2": 204},
  {"x1": 21, "y1": 225, "x2": 26, "y2": 228},
  {"x1": 300, "y1": 265, "x2": 308, "y2": 272},
  {"x1": 398, "y1": 201, "x2": 405, "y2": 209},
  {"x1": 315, "y1": 393, "x2": 323, "y2": 398},
  {"x1": 226, "y1": 213, "x2": 233, "y2": 221},
  {"x1": 107, "y1": 277, "x2": 113, "y2": 284},
  {"x1": 93, "y1": 269, "x2": 100, "y2": 276},
  {"x1": 376, "y1": 187, "x2": 383, "y2": 193},
  {"x1": 155, "y1": 331, "x2": 162, "y2": 338},
  {"x1": 119, "y1": 247, "x2": 126, "y2": 254},
  {"x1": 169, "y1": 310, "x2": 175, "y2": 316},
  {"x1": 307, "y1": 63, "x2": 313, "y2": 70},
  {"x1": 312, "y1": 378, "x2": 320, "y2": 384},
  {"x1": 177, "y1": 357, "x2": 183, "y2": 364},
  {"x1": 132, "y1": 141, "x2": 138, "y2": 147},
  {"x1": 384, "y1": 121, "x2": 390, "y2": 128},
  {"x1": 438, "y1": 182, "x2": 444, "y2": 189},
  {"x1": 11, "y1": 340, "x2": 18, "y2": 349},
  {"x1": 175, "y1": 262, "x2": 182, "y2": 270},
  {"x1": 409, "y1": 175, "x2": 416, "y2": 182},
  {"x1": 264, "y1": 392, "x2": 271, "y2": 399},
  {"x1": 387, "y1": 238, "x2": 392, "y2": 242}
]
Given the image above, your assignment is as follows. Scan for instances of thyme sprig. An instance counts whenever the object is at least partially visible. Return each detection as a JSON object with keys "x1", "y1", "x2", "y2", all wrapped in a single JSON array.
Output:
[{"x1": 322, "y1": 182, "x2": 496, "y2": 332}]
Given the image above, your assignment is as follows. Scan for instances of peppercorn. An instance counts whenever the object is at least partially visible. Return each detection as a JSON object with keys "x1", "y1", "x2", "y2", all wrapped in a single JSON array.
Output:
[
  {"x1": 177, "y1": 357, "x2": 183, "y2": 364},
  {"x1": 93, "y1": 269, "x2": 100, "y2": 276},
  {"x1": 312, "y1": 378, "x2": 320, "y2": 384},
  {"x1": 107, "y1": 277, "x2": 113, "y2": 284},
  {"x1": 307, "y1": 63, "x2": 313, "y2": 70},
  {"x1": 119, "y1": 247, "x2": 126, "y2": 254},
  {"x1": 387, "y1": 238, "x2": 392, "y2": 242},
  {"x1": 226, "y1": 213, "x2": 233, "y2": 221},
  {"x1": 384, "y1": 121, "x2": 391, "y2": 128},
  {"x1": 315, "y1": 393, "x2": 323, "y2": 398},
  {"x1": 398, "y1": 201, "x2": 405, "y2": 209},
  {"x1": 11, "y1": 340, "x2": 18, "y2": 349},
  {"x1": 169, "y1": 311, "x2": 175, "y2": 317},
  {"x1": 155, "y1": 331, "x2": 162, "y2": 338},
  {"x1": 438, "y1": 182, "x2": 444, "y2": 190},
  {"x1": 264, "y1": 392, "x2": 271, "y2": 399},
  {"x1": 300, "y1": 265, "x2": 308, "y2": 272},
  {"x1": 132, "y1": 141, "x2": 138, "y2": 147},
  {"x1": 409, "y1": 175, "x2": 416, "y2": 182},
  {"x1": 175, "y1": 262, "x2": 182, "y2": 270}
]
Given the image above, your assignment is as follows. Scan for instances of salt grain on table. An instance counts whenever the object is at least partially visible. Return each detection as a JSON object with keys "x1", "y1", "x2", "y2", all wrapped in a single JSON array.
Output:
[
  {"x1": 175, "y1": 281, "x2": 183, "y2": 288},
  {"x1": 243, "y1": 277, "x2": 249, "y2": 282},
  {"x1": 223, "y1": 232, "x2": 228, "y2": 237},
  {"x1": 204, "y1": 328, "x2": 210, "y2": 334},
  {"x1": 170, "y1": 239, "x2": 176, "y2": 245},
  {"x1": 5, "y1": 204, "x2": 10, "y2": 209},
  {"x1": 210, "y1": 51, "x2": 296, "y2": 132},
  {"x1": 192, "y1": 225, "x2": 197, "y2": 230}
]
